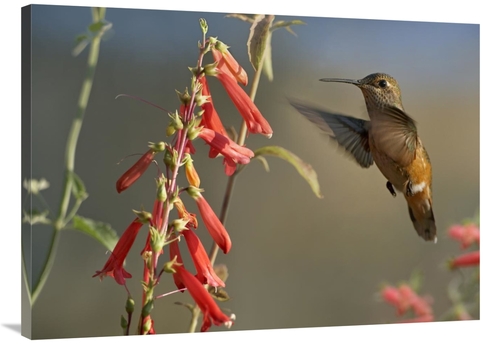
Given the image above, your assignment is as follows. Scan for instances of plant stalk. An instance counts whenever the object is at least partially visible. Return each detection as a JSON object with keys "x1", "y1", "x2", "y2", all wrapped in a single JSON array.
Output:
[{"x1": 29, "y1": 8, "x2": 106, "y2": 305}]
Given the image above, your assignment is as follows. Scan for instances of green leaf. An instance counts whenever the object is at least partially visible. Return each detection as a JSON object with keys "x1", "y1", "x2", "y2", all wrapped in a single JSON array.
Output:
[
  {"x1": 72, "y1": 37, "x2": 90, "y2": 57},
  {"x1": 75, "y1": 33, "x2": 89, "y2": 45},
  {"x1": 262, "y1": 32, "x2": 274, "y2": 82},
  {"x1": 247, "y1": 15, "x2": 275, "y2": 71},
  {"x1": 255, "y1": 155, "x2": 270, "y2": 172},
  {"x1": 71, "y1": 215, "x2": 119, "y2": 251},
  {"x1": 271, "y1": 20, "x2": 306, "y2": 35},
  {"x1": 70, "y1": 172, "x2": 88, "y2": 201},
  {"x1": 254, "y1": 146, "x2": 323, "y2": 198}
]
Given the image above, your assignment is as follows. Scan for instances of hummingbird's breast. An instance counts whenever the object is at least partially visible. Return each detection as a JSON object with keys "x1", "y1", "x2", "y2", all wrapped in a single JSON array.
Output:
[
  {"x1": 369, "y1": 140, "x2": 408, "y2": 192},
  {"x1": 369, "y1": 133, "x2": 433, "y2": 196}
]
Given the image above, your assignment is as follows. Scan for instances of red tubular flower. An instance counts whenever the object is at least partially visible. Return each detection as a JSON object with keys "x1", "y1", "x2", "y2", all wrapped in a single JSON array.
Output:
[
  {"x1": 169, "y1": 238, "x2": 185, "y2": 291},
  {"x1": 192, "y1": 192, "x2": 232, "y2": 254},
  {"x1": 449, "y1": 251, "x2": 480, "y2": 269},
  {"x1": 198, "y1": 127, "x2": 254, "y2": 168},
  {"x1": 174, "y1": 266, "x2": 234, "y2": 332},
  {"x1": 448, "y1": 224, "x2": 480, "y2": 249},
  {"x1": 212, "y1": 48, "x2": 248, "y2": 86},
  {"x1": 116, "y1": 149, "x2": 156, "y2": 193},
  {"x1": 199, "y1": 77, "x2": 228, "y2": 137},
  {"x1": 93, "y1": 218, "x2": 143, "y2": 285},
  {"x1": 183, "y1": 229, "x2": 225, "y2": 288},
  {"x1": 214, "y1": 69, "x2": 273, "y2": 138},
  {"x1": 223, "y1": 157, "x2": 237, "y2": 176}
]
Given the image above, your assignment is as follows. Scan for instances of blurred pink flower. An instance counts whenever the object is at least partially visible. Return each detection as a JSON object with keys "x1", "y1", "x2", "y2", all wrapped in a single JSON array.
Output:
[
  {"x1": 449, "y1": 251, "x2": 480, "y2": 269},
  {"x1": 448, "y1": 224, "x2": 480, "y2": 249}
]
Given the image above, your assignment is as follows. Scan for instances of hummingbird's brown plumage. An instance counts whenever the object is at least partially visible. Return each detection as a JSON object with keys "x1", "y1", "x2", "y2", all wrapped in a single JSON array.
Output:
[{"x1": 289, "y1": 72, "x2": 437, "y2": 243}]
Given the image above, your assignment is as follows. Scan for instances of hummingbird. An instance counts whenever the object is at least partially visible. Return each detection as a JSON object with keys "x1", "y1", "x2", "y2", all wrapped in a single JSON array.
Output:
[{"x1": 289, "y1": 73, "x2": 436, "y2": 243}]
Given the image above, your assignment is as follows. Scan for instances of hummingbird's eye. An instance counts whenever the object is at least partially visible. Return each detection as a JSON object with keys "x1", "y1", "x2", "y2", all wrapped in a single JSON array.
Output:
[{"x1": 378, "y1": 80, "x2": 388, "y2": 88}]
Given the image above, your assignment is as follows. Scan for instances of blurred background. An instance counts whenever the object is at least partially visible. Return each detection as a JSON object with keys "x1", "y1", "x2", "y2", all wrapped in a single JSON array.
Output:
[{"x1": 24, "y1": 5, "x2": 479, "y2": 339}]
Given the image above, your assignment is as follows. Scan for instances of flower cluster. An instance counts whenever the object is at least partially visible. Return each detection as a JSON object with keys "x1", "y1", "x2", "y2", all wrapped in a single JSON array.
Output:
[
  {"x1": 93, "y1": 23, "x2": 272, "y2": 334},
  {"x1": 381, "y1": 283, "x2": 434, "y2": 323},
  {"x1": 378, "y1": 219, "x2": 479, "y2": 324}
]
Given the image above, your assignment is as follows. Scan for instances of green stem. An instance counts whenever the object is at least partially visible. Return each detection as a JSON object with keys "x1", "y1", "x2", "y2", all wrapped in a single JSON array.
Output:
[
  {"x1": 187, "y1": 57, "x2": 265, "y2": 333},
  {"x1": 29, "y1": 8, "x2": 106, "y2": 305}
]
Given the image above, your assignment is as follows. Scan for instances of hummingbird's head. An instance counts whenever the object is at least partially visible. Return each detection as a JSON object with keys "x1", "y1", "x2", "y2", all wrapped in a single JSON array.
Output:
[{"x1": 320, "y1": 72, "x2": 404, "y2": 112}]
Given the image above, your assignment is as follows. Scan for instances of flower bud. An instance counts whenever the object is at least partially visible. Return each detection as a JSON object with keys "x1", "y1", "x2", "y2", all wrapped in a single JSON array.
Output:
[
  {"x1": 120, "y1": 315, "x2": 128, "y2": 331},
  {"x1": 156, "y1": 177, "x2": 167, "y2": 203},
  {"x1": 176, "y1": 87, "x2": 191, "y2": 103},
  {"x1": 184, "y1": 154, "x2": 201, "y2": 187},
  {"x1": 125, "y1": 297, "x2": 135, "y2": 315},
  {"x1": 166, "y1": 123, "x2": 177, "y2": 137},
  {"x1": 169, "y1": 111, "x2": 184, "y2": 130},
  {"x1": 142, "y1": 317, "x2": 152, "y2": 334}
]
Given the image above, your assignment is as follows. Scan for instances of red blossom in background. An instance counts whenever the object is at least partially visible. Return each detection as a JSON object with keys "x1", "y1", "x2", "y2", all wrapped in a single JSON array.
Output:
[
  {"x1": 378, "y1": 220, "x2": 479, "y2": 324},
  {"x1": 214, "y1": 69, "x2": 273, "y2": 138},
  {"x1": 174, "y1": 266, "x2": 234, "y2": 332},
  {"x1": 448, "y1": 224, "x2": 480, "y2": 249},
  {"x1": 380, "y1": 283, "x2": 433, "y2": 322},
  {"x1": 116, "y1": 149, "x2": 156, "y2": 193},
  {"x1": 93, "y1": 218, "x2": 144, "y2": 285},
  {"x1": 449, "y1": 251, "x2": 480, "y2": 269}
]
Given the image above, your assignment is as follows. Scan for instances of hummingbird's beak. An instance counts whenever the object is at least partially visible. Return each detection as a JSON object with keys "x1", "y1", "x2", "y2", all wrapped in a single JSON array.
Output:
[{"x1": 319, "y1": 78, "x2": 360, "y2": 86}]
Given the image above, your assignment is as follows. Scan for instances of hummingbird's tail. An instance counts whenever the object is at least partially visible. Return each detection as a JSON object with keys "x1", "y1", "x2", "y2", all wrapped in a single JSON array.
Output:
[{"x1": 407, "y1": 195, "x2": 437, "y2": 243}]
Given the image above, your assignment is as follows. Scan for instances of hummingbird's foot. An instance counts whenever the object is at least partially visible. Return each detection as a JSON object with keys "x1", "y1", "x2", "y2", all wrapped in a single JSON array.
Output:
[
  {"x1": 405, "y1": 180, "x2": 414, "y2": 197},
  {"x1": 386, "y1": 181, "x2": 397, "y2": 197}
]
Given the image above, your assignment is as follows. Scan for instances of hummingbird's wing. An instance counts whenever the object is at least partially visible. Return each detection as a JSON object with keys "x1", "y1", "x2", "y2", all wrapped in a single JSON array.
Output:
[
  {"x1": 289, "y1": 99, "x2": 373, "y2": 168},
  {"x1": 370, "y1": 105, "x2": 419, "y2": 167}
]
